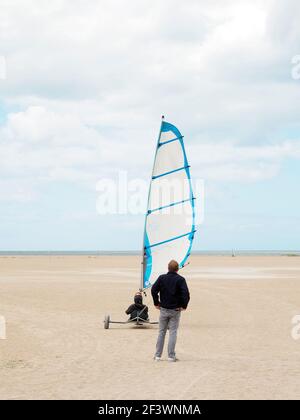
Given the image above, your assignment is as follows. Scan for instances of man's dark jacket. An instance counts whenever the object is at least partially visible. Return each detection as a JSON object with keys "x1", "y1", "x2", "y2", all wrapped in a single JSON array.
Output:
[{"x1": 151, "y1": 271, "x2": 190, "y2": 310}]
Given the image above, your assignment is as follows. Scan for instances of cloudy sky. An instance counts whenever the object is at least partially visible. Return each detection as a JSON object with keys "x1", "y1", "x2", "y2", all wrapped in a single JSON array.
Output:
[{"x1": 0, "y1": 0, "x2": 300, "y2": 251}]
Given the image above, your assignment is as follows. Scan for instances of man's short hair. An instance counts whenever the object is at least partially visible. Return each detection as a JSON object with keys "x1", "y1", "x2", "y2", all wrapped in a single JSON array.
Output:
[{"x1": 168, "y1": 260, "x2": 179, "y2": 272}]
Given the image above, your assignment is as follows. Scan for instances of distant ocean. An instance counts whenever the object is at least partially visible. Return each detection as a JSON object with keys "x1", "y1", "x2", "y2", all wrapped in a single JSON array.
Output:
[{"x1": 0, "y1": 250, "x2": 299, "y2": 256}]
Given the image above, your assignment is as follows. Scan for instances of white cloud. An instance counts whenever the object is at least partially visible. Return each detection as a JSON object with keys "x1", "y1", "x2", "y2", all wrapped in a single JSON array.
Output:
[
  {"x1": 0, "y1": 102, "x2": 299, "y2": 196},
  {"x1": 0, "y1": 178, "x2": 37, "y2": 202},
  {"x1": 1, "y1": 0, "x2": 300, "y2": 200},
  {"x1": 191, "y1": 139, "x2": 300, "y2": 181}
]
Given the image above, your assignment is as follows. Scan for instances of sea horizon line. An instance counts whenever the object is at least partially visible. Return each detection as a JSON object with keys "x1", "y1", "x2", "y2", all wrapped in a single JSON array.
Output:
[{"x1": 0, "y1": 250, "x2": 299, "y2": 256}]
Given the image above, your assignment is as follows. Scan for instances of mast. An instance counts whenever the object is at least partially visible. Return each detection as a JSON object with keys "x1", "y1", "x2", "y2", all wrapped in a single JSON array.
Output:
[{"x1": 139, "y1": 115, "x2": 165, "y2": 292}]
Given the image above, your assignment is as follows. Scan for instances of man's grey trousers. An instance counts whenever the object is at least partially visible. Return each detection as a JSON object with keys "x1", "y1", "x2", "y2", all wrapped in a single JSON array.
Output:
[{"x1": 155, "y1": 307, "x2": 181, "y2": 359}]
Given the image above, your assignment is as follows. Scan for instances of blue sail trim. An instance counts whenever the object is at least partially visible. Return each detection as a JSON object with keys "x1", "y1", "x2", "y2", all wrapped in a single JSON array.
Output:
[
  {"x1": 147, "y1": 197, "x2": 195, "y2": 214},
  {"x1": 158, "y1": 135, "x2": 184, "y2": 147},
  {"x1": 143, "y1": 232, "x2": 152, "y2": 288},
  {"x1": 152, "y1": 165, "x2": 190, "y2": 180},
  {"x1": 161, "y1": 121, "x2": 182, "y2": 137},
  {"x1": 145, "y1": 230, "x2": 196, "y2": 250},
  {"x1": 179, "y1": 140, "x2": 195, "y2": 267}
]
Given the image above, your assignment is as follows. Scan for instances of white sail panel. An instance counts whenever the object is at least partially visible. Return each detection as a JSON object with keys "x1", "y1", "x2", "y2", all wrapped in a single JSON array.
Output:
[
  {"x1": 146, "y1": 202, "x2": 193, "y2": 246},
  {"x1": 149, "y1": 170, "x2": 191, "y2": 210},
  {"x1": 142, "y1": 120, "x2": 196, "y2": 289},
  {"x1": 152, "y1": 140, "x2": 184, "y2": 178}
]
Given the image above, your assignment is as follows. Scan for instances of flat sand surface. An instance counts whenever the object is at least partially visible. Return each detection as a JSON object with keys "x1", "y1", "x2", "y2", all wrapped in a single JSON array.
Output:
[{"x1": 0, "y1": 255, "x2": 300, "y2": 400}]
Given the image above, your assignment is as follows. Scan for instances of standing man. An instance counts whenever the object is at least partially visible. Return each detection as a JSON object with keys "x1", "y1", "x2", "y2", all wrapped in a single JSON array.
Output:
[{"x1": 151, "y1": 260, "x2": 190, "y2": 362}]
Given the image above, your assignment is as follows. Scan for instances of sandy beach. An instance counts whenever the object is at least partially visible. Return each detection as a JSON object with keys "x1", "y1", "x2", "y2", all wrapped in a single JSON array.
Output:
[{"x1": 0, "y1": 255, "x2": 300, "y2": 400}]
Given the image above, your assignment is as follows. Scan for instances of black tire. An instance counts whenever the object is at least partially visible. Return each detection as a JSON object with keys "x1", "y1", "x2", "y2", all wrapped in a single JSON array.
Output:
[{"x1": 104, "y1": 315, "x2": 110, "y2": 329}]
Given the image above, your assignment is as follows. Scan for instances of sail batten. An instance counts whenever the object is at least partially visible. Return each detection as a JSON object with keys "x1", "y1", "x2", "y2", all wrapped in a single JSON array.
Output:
[
  {"x1": 148, "y1": 197, "x2": 195, "y2": 214},
  {"x1": 141, "y1": 120, "x2": 196, "y2": 290},
  {"x1": 152, "y1": 165, "x2": 189, "y2": 180},
  {"x1": 158, "y1": 135, "x2": 184, "y2": 147},
  {"x1": 145, "y1": 230, "x2": 196, "y2": 250}
]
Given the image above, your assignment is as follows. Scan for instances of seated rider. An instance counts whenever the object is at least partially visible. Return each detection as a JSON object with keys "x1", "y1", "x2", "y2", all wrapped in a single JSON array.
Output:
[{"x1": 125, "y1": 292, "x2": 149, "y2": 321}]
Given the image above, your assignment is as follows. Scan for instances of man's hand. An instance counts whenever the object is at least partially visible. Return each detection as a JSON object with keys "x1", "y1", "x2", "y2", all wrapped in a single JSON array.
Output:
[{"x1": 155, "y1": 305, "x2": 160, "y2": 310}]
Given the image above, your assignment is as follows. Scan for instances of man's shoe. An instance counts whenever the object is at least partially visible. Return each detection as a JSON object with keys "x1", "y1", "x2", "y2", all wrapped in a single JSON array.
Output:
[
  {"x1": 154, "y1": 356, "x2": 161, "y2": 361},
  {"x1": 167, "y1": 357, "x2": 178, "y2": 362}
]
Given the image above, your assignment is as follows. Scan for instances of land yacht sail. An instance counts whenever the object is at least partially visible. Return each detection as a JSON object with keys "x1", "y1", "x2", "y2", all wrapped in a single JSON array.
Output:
[{"x1": 141, "y1": 117, "x2": 196, "y2": 290}]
